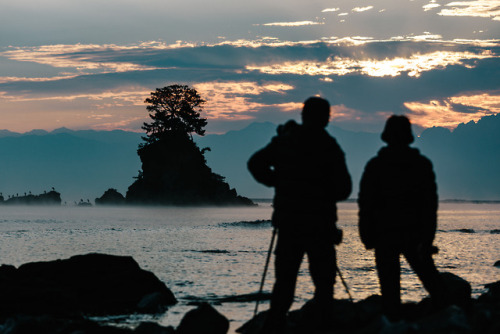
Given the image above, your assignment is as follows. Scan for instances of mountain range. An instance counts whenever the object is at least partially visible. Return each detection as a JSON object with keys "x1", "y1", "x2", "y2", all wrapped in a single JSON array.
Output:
[{"x1": 0, "y1": 114, "x2": 499, "y2": 203}]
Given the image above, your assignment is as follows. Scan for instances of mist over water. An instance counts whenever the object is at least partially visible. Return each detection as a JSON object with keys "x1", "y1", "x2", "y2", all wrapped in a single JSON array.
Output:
[{"x1": 0, "y1": 202, "x2": 498, "y2": 333}]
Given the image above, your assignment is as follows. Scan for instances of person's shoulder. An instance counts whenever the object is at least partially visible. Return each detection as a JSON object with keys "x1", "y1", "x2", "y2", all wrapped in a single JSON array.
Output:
[
  {"x1": 362, "y1": 147, "x2": 388, "y2": 171},
  {"x1": 320, "y1": 128, "x2": 341, "y2": 146},
  {"x1": 410, "y1": 148, "x2": 433, "y2": 165}
]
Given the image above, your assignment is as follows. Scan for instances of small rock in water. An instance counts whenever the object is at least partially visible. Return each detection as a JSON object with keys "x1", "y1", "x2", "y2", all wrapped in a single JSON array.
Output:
[
  {"x1": 456, "y1": 228, "x2": 475, "y2": 233},
  {"x1": 177, "y1": 302, "x2": 229, "y2": 334}
]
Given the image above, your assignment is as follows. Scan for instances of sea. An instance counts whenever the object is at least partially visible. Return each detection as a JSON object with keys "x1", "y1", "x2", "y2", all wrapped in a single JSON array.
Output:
[{"x1": 0, "y1": 201, "x2": 498, "y2": 333}]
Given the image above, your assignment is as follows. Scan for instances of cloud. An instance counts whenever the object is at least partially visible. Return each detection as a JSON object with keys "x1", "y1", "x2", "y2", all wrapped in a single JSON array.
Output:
[
  {"x1": 352, "y1": 6, "x2": 374, "y2": 13},
  {"x1": 0, "y1": 38, "x2": 498, "y2": 133},
  {"x1": 0, "y1": 43, "x2": 173, "y2": 77},
  {"x1": 423, "y1": 3, "x2": 442, "y2": 12},
  {"x1": 246, "y1": 50, "x2": 496, "y2": 78},
  {"x1": 194, "y1": 81, "x2": 295, "y2": 120},
  {"x1": 322, "y1": 8, "x2": 340, "y2": 13},
  {"x1": 404, "y1": 92, "x2": 500, "y2": 129},
  {"x1": 438, "y1": 1, "x2": 500, "y2": 20},
  {"x1": 260, "y1": 21, "x2": 324, "y2": 27}
]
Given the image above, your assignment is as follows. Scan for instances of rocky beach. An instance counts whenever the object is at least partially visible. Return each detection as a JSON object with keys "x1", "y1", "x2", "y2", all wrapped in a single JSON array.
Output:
[{"x1": 0, "y1": 253, "x2": 498, "y2": 334}]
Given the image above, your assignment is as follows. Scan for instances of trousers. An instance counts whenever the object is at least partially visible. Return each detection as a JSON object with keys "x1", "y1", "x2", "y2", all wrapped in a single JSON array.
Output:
[
  {"x1": 268, "y1": 224, "x2": 337, "y2": 319},
  {"x1": 375, "y1": 245, "x2": 444, "y2": 314}
]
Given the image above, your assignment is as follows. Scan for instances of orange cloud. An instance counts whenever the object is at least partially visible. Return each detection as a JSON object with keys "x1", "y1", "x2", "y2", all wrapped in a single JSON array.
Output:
[
  {"x1": 246, "y1": 50, "x2": 496, "y2": 77},
  {"x1": 404, "y1": 93, "x2": 500, "y2": 129},
  {"x1": 194, "y1": 81, "x2": 296, "y2": 119},
  {"x1": 0, "y1": 88, "x2": 150, "y2": 132}
]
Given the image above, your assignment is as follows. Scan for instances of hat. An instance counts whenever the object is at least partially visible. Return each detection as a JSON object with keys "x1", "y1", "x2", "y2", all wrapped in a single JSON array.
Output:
[{"x1": 381, "y1": 115, "x2": 414, "y2": 145}]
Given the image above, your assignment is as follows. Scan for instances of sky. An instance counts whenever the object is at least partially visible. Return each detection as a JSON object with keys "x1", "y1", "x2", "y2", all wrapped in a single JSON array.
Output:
[{"x1": 0, "y1": 0, "x2": 499, "y2": 134}]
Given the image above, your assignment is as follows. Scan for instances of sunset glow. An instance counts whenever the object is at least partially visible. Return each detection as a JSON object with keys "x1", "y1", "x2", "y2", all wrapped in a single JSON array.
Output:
[
  {"x1": 0, "y1": 0, "x2": 498, "y2": 133},
  {"x1": 405, "y1": 93, "x2": 500, "y2": 129},
  {"x1": 246, "y1": 50, "x2": 496, "y2": 78},
  {"x1": 194, "y1": 82, "x2": 296, "y2": 119}
]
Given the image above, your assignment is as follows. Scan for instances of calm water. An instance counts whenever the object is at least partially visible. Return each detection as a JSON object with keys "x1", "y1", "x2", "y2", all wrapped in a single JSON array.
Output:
[{"x1": 0, "y1": 202, "x2": 499, "y2": 332}]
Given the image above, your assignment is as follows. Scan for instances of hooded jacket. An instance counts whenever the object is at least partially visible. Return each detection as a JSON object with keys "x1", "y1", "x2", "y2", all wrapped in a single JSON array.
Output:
[
  {"x1": 248, "y1": 121, "x2": 351, "y2": 226},
  {"x1": 358, "y1": 146, "x2": 438, "y2": 249}
]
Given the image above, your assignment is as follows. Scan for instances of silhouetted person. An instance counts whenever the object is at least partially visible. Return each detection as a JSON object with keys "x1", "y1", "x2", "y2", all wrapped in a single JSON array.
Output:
[
  {"x1": 358, "y1": 115, "x2": 445, "y2": 319},
  {"x1": 248, "y1": 97, "x2": 352, "y2": 333}
]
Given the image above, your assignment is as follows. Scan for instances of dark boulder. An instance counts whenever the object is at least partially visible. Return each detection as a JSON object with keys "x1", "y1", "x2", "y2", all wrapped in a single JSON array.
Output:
[
  {"x1": 440, "y1": 272, "x2": 472, "y2": 307},
  {"x1": 479, "y1": 280, "x2": 500, "y2": 303},
  {"x1": 0, "y1": 253, "x2": 176, "y2": 316},
  {"x1": 135, "y1": 322, "x2": 176, "y2": 334},
  {"x1": 0, "y1": 315, "x2": 133, "y2": 334},
  {"x1": 414, "y1": 304, "x2": 470, "y2": 333},
  {"x1": 0, "y1": 316, "x2": 177, "y2": 334},
  {"x1": 237, "y1": 281, "x2": 498, "y2": 334},
  {"x1": 176, "y1": 302, "x2": 229, "y2": 334},
  {"x1": 494, "y1": 260, "x2": 500, "y2": 267}
]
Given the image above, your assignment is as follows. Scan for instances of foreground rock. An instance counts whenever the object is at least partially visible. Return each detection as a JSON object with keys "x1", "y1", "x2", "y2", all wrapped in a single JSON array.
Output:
[
  {"x1": 177, "y1": 303, "x2": 229, "y2": 334},
  {"x1": 238, "y1": 275, "x2": 500, "y2": 334},
  {"x1": 0, "y1": 253, "x2": 176, "y2": 316},
  {"x1": 0, "y1": 315, "x2": 176, "y2": 334}
]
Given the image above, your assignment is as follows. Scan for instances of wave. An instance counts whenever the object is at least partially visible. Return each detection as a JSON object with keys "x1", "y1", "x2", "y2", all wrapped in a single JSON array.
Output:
[
  {"x1": 218, "y1": 219, "x2": 271, "y2": 228},
  {"x1": 182, "y1": 291, "x2": 271, "y2": 305}
]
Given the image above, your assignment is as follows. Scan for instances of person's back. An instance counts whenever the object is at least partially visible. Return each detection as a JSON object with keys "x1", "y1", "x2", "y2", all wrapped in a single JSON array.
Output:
[
  {"x1": 248, "y1": 97, "x2": 351, "y2": 333},
  {"x1": 257, "y1": 119, "x2": 351, "y2": 221},
  {"x1": 359, "y1": 144, "x2": 437, "y2": 248},
  {"x1": 358, "y1": 115, "x2": 444, "y2": 319}
]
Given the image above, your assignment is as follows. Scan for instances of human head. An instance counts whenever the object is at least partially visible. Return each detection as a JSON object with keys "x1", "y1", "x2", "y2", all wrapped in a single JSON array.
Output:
[
  {"x1": 381, "y1": 115, "x2": 414, "y2": 146},
  {"x1": 301, "y1": 97, "x2": 330, "y2": 128}
]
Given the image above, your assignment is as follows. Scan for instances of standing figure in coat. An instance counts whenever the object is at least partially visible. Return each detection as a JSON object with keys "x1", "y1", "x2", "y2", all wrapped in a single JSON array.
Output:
[
  {"x1": 248, "y1": 97, "x2": 352, "y2": 333},
  {"x1": 358, "y1": 115, "x2": 445, "y2": 318}
]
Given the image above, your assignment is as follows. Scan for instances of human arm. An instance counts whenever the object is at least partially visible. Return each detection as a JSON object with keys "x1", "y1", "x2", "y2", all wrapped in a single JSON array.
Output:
[
  {"x1": 418, "y1": 157, "x2": 438, "y2": 246},
  {"x1": 332, "y1": 143, "x2": 352, "y2": 202},
  {"x1": 357, "y1": 159, "x2": 379, "y2": 249}
]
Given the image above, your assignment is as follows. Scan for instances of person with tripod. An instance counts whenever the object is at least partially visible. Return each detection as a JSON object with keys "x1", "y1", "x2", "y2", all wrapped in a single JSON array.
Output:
[{"x1": 248, "y1": 97, "x2": 352, "y2": 333}]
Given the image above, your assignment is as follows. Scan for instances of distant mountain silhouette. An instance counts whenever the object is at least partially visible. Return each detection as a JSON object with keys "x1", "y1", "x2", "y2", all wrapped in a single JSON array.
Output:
[
  {"x1": 195, "y1": 121, "x2": 381, "y2": 200},
  {"x1": 197, "y1": 115, "x2": 500, "y2": 201},
  {"x1": 418, "y1": 114, "x2": 500, "y2": 200},
  {"x1": 0, "y1": 128, "x2": 142, "y2": 203},
  {"x1": 0, "y1": 115, "x2": 499, "y2": 202}
]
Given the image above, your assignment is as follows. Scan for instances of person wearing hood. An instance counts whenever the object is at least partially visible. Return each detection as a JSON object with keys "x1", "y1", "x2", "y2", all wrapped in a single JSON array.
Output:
[
  {"x1": 358, "y1": 115, "x2": 445, "y2": 319},
  {"x1": 248, "y1": 96, "x2": 352, "y2": 333}
]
